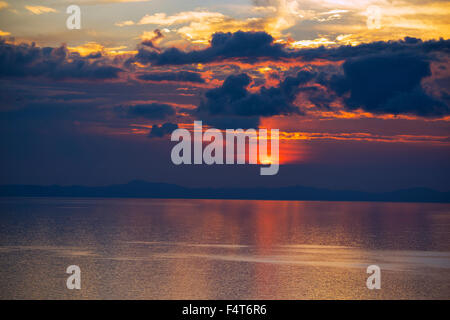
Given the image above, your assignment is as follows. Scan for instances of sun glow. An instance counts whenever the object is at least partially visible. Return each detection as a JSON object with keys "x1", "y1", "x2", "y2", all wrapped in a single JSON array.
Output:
[{"x1": 260, "y1": 157, "x2": 274, "y2": 165}]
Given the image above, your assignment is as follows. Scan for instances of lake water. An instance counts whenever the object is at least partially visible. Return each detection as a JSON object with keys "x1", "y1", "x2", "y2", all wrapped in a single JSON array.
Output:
[{"x1": 0, "y1": 197, "x2": 449, "y2": 299}]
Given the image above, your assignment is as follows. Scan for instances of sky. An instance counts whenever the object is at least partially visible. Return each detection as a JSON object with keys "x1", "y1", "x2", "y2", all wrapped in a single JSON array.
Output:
[{"x1": 0, "y1": 0, "x2": 449, "y2": 191}]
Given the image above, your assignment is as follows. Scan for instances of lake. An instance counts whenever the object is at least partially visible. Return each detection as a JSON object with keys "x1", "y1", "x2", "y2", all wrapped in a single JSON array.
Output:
[{"x1": 0, "y1": 197, "x2": 449, "y2": 299}]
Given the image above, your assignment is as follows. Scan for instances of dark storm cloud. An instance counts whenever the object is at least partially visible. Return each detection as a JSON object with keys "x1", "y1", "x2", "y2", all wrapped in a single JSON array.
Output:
[
  {"x1": 121, "y1": 103, "x2": 176, "y2": 120},
  {"x1": 138, "y1": 71, "x2": 205, "y2": 83},
  {"x1": 0, "y1": 40, "x2": 122, "y2": 79},
  {"x1": 148, "y1": 122, "x2": 178, "y2": 137},
  {"x1": 296, "y1": 37, "x2": 450, "y2": 62},
  {"x1": 197, "y1": 70, "x2": 314, "y2": 117},
  {"x1": 132, "y1": 31, "x2": 288, "y2": 66},
  {"x1": 132, "y1": 31, "x2": 450, "y2": 66},
  {"x1": 86, "y1": 52, "x2": 102, "y2": 59},
  {"x1": 328, "y1": 53, "x2": 449, "y2": 117},
  {"x1": 194, "y1": 70, "x2": 315, "y2": 128},
  {"x1": 130, "y1": 32, "x2": 450, "y2": 117},
  {"x1": 299, "y1": 86, "x2": 336, "y2": 110},
  {"x1": 1, "y1": 32, "x2": 449, "y2": 130}
]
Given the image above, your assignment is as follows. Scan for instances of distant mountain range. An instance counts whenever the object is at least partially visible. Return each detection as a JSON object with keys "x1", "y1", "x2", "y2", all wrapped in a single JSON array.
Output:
[{"x1": 0, "y1": 180, "x2": 449, "y2": 203}]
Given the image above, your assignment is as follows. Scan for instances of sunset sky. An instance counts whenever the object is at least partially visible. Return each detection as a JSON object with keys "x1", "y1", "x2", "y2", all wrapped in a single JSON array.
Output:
[{"x1": 0, "y1": 0, "x2": 449, "y2": 191}]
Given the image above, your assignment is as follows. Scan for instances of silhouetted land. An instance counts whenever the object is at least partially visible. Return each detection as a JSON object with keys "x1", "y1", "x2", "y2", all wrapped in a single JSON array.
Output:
[{"x1": 0, "y1": 180, "x2": 449, "y2": 203}]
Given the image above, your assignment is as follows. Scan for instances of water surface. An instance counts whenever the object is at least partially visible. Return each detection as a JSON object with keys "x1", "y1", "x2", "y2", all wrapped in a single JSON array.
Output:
[{"x1": 0, "y1": 197, "x2": 449, "y2": 299}]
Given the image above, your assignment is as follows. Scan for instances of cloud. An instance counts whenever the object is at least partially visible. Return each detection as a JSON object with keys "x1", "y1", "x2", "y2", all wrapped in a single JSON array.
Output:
[
  {"x1": 115, "y1": 20, "x2": 135, "y2": 27},
  {"x1": 136, "y1": 10, "x2": 266, "y2": 42},
  {"x1": 120, "y1": 0, "x2": 450, "y2": 46},
  {"x1": 293, "y1": 36, "x2": 450, "y2": 62},
  {"x1": 2, "y1": 34, "x2": 448, "y2": 120},
  {"x1": 329, "y1": 52, "x2": 449, "y2": 117},
  {"x1": 0, "y1": 29, "x2": 10, "y2": 36},
  {"x1": 195, "y1": 70, "x2": 315, "y2": 127},
  {"x1": 25, "y1": 6, "x2": 57, "y2": 15},
  {"x1": 133, "y1": 31, "x2": 288, "y2": 65},
  {"x1": 68, "y1": 42, "x2": 136, "y2": 57},
  {"x1": 138, "y1": 71, "x2": 205, "y2": 83},
  {"x1": 0, "y1": 1, "x2": 8, "y2": 11},
  {"x1": 198, "y1": 70, "x2": 314, "y2": 116},
  {"x1": 135, "y1": 1, "x2": 312, "y2": 42},
  {"x1": 148, "y1": 122, "x2": 178, "y2": 137},
  {"x1": 141, "y1": 29, "x2": 164, "y2": 51},
  {"x1": 139, "y1": 11, "x2": 225, "y2": 26},
  {"x1": 132, "y1": 31, "x2": 450, "y2": 67},
  {"x1": 0, "y1": 41, "x2": 122, "y2": 79}
]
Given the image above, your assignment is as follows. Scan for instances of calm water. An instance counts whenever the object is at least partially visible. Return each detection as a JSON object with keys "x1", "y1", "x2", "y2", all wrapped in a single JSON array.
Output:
[{"x1": 0, "y1": 197, "x2": 449, "y2": 299}]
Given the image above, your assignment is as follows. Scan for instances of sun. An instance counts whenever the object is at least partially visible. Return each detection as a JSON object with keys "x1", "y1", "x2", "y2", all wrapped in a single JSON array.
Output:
[{"x1": 260, "y1": 157, "x2": 273, "y2": 165}]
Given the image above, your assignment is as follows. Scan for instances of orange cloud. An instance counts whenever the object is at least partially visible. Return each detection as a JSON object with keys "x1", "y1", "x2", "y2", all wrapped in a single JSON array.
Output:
[{"x1": 25, "y1": 5, "x2": 57, "y2": 15}]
